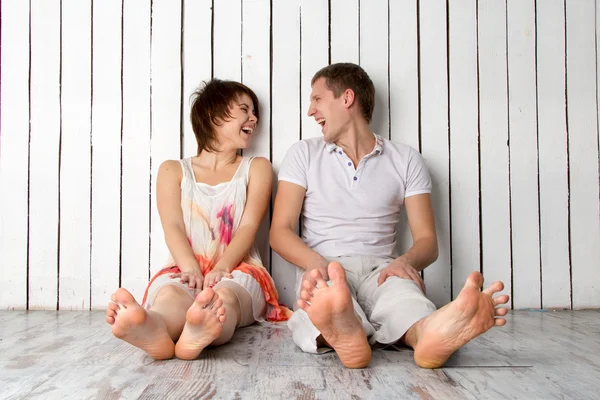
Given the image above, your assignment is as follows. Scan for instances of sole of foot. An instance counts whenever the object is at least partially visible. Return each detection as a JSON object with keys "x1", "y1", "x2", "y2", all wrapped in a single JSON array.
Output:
[
  {"x1": 106, "y1": 288, "x2": 175, "y2": 360},
  {"x1": 412, "y1": 271, "x2": 509, "y2": 368},
  {"x1": 298, "y1": 262, "x2": 372, "y2": 369},
  {"x1": 175, "y1": 287, "x2": 226, "y2": 360}
]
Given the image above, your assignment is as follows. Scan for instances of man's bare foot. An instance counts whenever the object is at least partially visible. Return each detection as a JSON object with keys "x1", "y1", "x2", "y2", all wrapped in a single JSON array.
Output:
[
  {"x1": 409, "y1": 272, "x2": 509, "y2": 368},
  {"x1": 175, "y1": 288, "x2": 226, "y2": 360},
  {"x1": 298, "y1": 262, "x2": 371, "y2": 369},
  {"x1": 106, "y1": 288, "x2": 175, "y2": 360}
]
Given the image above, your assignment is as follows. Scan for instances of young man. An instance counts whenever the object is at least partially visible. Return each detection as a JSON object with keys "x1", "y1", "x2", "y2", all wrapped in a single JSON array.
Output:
[{"x1": 270, "y1": 63, "x2": 509, "y2": 369}]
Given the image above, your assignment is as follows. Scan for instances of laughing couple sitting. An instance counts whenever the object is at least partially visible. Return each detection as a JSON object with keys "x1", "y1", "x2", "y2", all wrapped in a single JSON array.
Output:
[{"x1": 106, "y1": 63, "x2": 509, "y2": 368}]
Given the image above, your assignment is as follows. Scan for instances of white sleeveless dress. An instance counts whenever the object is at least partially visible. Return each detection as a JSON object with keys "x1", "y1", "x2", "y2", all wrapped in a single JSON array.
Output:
[{"x1": 142, "y1": 156, "x2": 289, "y2": 323}]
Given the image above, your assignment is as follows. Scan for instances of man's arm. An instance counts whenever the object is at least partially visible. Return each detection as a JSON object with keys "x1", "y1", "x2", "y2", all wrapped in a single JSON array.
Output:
[
  {"x1": 270, "y1": 181, "x2": 329, "y2": 275},
  {"x1": 398, "y1": 193, "x2": 438, "y2": 271},
  {"x1": 377, "y1": 193, "x2": 438, "y2": 291}
]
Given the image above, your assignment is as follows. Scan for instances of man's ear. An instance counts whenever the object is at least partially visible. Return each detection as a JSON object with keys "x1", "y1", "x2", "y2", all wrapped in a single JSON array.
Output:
[{"x1": 343, "y1": 89, "x2": 355, "y2": 108}]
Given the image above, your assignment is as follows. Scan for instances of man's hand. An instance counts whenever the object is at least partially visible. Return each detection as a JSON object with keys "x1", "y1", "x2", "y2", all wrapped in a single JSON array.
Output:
[
  {"x1": 377, "y1": 259, "x2": 426, "y2": 294},
  {"x1": 170, "y1": 268, "x2": 204, "y2": 289},
  {"x1": 203, "y1": 269, "x2": 233, "y2": 290}
]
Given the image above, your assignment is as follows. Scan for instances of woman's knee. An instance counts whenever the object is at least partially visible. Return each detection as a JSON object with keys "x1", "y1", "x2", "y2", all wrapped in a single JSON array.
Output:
[
  {"x1": 155, "y1": 284, "x2": 192, "y2": 304},
  {"x1": 214, "y1": 287, "x2": 239, "y2": 307}
]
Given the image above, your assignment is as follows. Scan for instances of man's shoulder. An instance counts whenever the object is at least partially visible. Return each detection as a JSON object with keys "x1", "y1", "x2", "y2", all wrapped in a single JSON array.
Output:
[
  {"x1": 294, "y1": 136, "x2": 327, "y2": 150},
  {"x1": 379, "y1": 136, "x2": 418, "y2": 157}
]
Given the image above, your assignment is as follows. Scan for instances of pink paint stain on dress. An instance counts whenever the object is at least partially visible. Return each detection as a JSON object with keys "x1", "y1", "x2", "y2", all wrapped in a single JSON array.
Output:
[{"x1": 216, "y1": 204, "x2": 234, "y2": 245}]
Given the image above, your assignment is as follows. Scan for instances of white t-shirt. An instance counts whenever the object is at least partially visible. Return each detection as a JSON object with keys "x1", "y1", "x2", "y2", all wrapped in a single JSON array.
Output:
[{"x1": 278, "y1": 133, "x2": 431, "y2": 258}]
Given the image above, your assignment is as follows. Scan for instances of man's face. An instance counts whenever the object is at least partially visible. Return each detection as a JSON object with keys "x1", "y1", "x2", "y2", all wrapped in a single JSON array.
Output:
[{"x1": 307, "y1": 77, "x2": 347, "y2": 142}]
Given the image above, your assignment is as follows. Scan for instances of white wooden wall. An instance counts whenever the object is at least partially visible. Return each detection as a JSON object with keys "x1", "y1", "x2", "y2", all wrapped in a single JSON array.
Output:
[{"x1": 1, "y1": 0, "x2": 599, "y2": 311}]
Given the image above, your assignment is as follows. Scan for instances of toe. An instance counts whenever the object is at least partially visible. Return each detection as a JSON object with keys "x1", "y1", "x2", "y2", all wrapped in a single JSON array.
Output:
[
  {"x1": 310, "y1": 268, "x2": 324, "y2": 282},
  {"x1": 297, "y1": 299, "x2": 310, "y2": 312},
  {"x1": 494, "y1": 318, "x2": 507, "y2": 326},
  {"x1": 302, "y1": 278, "x2": 316, "y2": 291},
  {"x1": 495, "y1": 307, "x2": 508, "y2": 316},
  {"x1": 327, "y1": 262, "x2": 347, "y2": 286},
  {"x1": 114, "y1": 288, "x2": 136, "y2": 306},
  {"x1": 213, "y1": 298, "x2": 223, "y2": 310},
  {"x1": 482, "y1": 281, "x2": 504, "y2": 295},
  {"x1": 196, "y1": 288, "x2": 216, "y2": 306},
  {"x1": 300, "y1": 289, "x2": 313, "y2": 302},
  {"x1": 493, "y1": 294, "x2": 509, "y2": 305},
  {"x1": 464, "y1": 272, "x2": 484, "y2": 290}
]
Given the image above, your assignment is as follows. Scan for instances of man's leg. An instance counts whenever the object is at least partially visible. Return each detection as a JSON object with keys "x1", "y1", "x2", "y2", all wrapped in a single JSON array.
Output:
[
  {"x1": 357, "y1": 262, "x2": 437, "y2": 348},
  {"x1": 288, "y1": 258, "x2": 375, "y2": 355},
  {"x1": 404, "y1": 272, "x2": 509, "y2": 368},
  {"x1": 359, "y1": 267, "x2": 509, "y2": 368},
  {"x1": 294, "y1": 262, "x2": 373, "y2": 368}
]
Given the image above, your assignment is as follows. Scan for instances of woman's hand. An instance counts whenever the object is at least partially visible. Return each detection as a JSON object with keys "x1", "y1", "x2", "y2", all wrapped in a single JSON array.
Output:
[
  {"x1": 170, "y1": 269, "x2": 205, "y2": 289},
  {"x1": 203, "y1": 269, "x2": 233, "y2": 290}
]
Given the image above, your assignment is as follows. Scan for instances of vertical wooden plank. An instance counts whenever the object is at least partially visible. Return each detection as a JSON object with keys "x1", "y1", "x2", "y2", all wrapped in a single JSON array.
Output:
[
  {"x1": 390, "y1": 0, "x2": 419, "y2": 150},
  {"x1": 536, "y1": 1, "x2": 570, "y2": 309},
  {"x1": 241, "y1": 0, "x2": 270, "y2": 160},
  {"x1": 271, "y1": 1, "x2": 300, "y2": 308},
  {"x1": 213, "y1": 0, "x2": 241, "y2": 81},
  {"x1": 91, "y1": 0, "x2": 122, "y2": 307},
  {"x1": 0, "y1": 0, "x2": 29, "y2": 309},
  {"x1": 390, "y1": 0, "x2": 419, "y2": 258},
  {"x1": 566, "y1": 0, "x2": 600, "y2": 309},
  {"x1": 360, "y1": 0, "x2": 389, "y2": 138},
  {"x1": 59, "y1": 0, "x2": 92, "y2": 310},
  {"x1": 300, "y1": 0, "x2": 328, "y2": 140},
  {"x1": 242, "y1": 0, "x2": 271, "y2": 269},
  {"x1": 330, "y1": 0, "x2": 359, "y2": 64},
  {"x1": 507, "y1": 0, "x2": 541, "y2": 309},
  {"x1": 182, "y1": 0, "x2": 212, "y2": 158},
  {"x1": 419, "y1": 0, "x2": 451, "y2": 307},
  {"x1": 150, "y1": 0, "x2": 182, "y2": 276},
  {"x1": 478, "y1": 0, "x2": 512, "y2": 302},
  {"x1": 28, "y1": 0, "x2": 60, "y2": 309},
  {"x1": 448, "y1": 0, "x2": 480, "y2": 300},
  {"x1": 597, "y1": 1, "x2": 600, "y2": 304},
  {"x1": 121, "y1": 0, "x2": 151, "y2": 300}
]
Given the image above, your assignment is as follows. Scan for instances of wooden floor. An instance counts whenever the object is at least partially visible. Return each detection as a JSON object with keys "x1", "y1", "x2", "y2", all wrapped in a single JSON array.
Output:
[{"x1": 1, "y1": 310, "x2": 599, "y2": 399}]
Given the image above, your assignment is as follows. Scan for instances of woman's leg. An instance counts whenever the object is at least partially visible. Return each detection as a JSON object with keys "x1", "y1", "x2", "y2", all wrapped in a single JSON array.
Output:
[
  {"x1": 174, "y1": 287, "x2": 228, "y2": 360},
  {"x1": 148, "y1": 284, "x2": 194, "y2": 341},
  {"x1": 106, "y1": 284, "x2": 192, "y2": 360}
]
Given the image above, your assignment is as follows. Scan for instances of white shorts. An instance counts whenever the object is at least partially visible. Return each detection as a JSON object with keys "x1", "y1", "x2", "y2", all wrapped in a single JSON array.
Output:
[{"x1": 144, "y1": 270, "x2": 267, "y2": 327}]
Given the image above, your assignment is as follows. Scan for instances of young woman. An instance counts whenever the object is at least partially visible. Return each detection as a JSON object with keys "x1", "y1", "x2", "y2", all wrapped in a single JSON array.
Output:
[{"x1": 106, "y1": 79, "x2": 290, "y2": 360}]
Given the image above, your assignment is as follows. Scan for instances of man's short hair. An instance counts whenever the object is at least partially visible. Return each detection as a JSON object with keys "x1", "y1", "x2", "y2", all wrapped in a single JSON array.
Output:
[
  {"x1": 190, "y1": 79, "x2": 260, "y2": 154},
  {"x1": 311, "y1": 63, "x2": 375, "y2": 123}
]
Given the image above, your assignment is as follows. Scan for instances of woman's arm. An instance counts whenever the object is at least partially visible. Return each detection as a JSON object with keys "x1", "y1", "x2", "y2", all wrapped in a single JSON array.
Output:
[
  {"x1": 156, "y1": 160, "x2": 203, "y2": 285},
  {"x1": 211, "y1": 157, "x2": 272, "y2": 274}
]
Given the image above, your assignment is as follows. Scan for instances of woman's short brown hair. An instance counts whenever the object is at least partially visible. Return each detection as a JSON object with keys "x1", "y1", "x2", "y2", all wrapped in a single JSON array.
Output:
[
  {"x1": 190, "y1": 79, "x2": 260, "y2": 154},
  {"x1": 311, "y1": 63, "x2": 375, "y2": 123}
]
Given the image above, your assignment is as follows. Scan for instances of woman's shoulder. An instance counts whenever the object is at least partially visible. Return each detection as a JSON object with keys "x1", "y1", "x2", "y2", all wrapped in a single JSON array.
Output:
[
  {"x1": 247, "y1": 156, "x2": 273, "y2": 182},
  {"x1": 158, "y1": 159, "x2": 185, "y2": 181}
]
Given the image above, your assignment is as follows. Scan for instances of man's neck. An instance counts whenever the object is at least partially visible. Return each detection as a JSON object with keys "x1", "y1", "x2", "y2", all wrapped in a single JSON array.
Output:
[{"x1": 334, "y1": 120, "x2": 375, "y2": 166}]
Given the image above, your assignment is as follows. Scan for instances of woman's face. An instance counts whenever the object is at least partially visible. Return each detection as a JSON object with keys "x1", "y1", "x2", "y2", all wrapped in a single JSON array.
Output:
[{"x1": 214, "y1": 93, "x2": 258, "y2": 151}]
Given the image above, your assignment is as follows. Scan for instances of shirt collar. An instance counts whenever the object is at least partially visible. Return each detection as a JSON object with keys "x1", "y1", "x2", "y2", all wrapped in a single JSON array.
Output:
[{"x1": 326, "y1": 132, "x2": 384, "y2": 154}]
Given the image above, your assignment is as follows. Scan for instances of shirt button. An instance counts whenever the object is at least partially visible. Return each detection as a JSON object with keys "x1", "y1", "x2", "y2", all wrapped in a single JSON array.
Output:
[
  {"x1": 338, "y1": 151, "x2": 342, "y2": 155},
  {"x1": 353, "y1": 176, "x2": 358, "y2": 181},
  {"x1": 347, "y1": 162, "x2": 351, "y2": 166}
]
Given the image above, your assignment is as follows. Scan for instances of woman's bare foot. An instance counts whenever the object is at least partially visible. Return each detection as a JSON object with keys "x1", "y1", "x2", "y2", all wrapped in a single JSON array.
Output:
[
  {"x1": 298, "y1": 262, "x2": 371, "y2": 369},
  {"x1": 408, "y1": 272, "x2": 510, "y2": 368},
  {"x1": 106, "y1": 288, "x2": 175, "y2": 360},
  {"x1": 175, "y1": 288, "x2": 226, "y2": 360}
]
